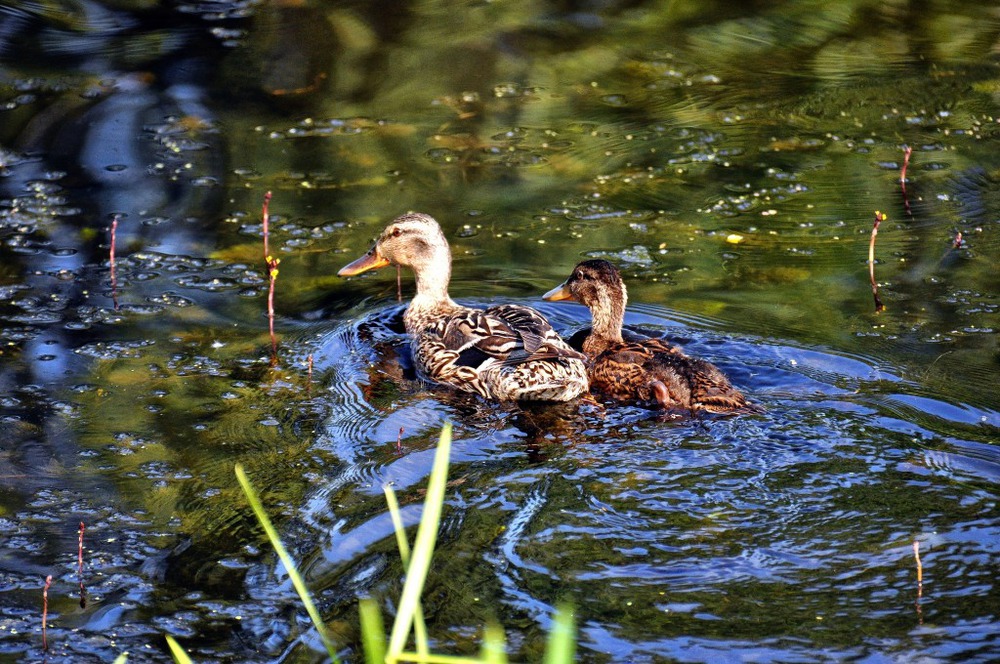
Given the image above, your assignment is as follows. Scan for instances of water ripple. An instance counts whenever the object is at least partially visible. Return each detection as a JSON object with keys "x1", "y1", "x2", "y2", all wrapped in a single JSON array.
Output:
[{"x1": 271, "y1": 295, "x2": 1000, "y2": 661}]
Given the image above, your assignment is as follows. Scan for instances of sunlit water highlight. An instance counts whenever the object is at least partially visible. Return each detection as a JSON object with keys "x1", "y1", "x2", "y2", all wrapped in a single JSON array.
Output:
[
  {"x1": 294, "y1": 298, "x2": 1000, "y2": 662},
  {"x1": 1, "y1": 0, "x2": 998, "y2": 661}
]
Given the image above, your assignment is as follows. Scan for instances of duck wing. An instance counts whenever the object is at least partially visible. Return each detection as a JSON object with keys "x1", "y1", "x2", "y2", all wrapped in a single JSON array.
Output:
[
  {"x1": 682, "y1": 356, "x2": 752, "y2": 413},
  {"x1": 639, "y1": 338, "x2": 684, "y2": 356},
  {"x1": 411, "y1": 305, "x2": 589, "y2": 401},
  {"x1": 433, "y1": 306, "x2": 583, "y2": 371},
  {"x1": 591, "y1": 342, "x2": 691, "y2": 405},
  {"x1": 591, "y1": 340, "x2": 751, "y2": 412},
  {"x1": 648, "y1": 351, "x2": 750, "y2": 413},
  {"x1": 484, "y1": 304, "x2": 587, "y2": 363}
]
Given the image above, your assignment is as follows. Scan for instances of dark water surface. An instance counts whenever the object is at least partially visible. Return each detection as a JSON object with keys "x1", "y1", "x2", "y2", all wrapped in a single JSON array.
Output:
[{"x1": 1, "y1": 0, "x2": 999, "y2": 661}]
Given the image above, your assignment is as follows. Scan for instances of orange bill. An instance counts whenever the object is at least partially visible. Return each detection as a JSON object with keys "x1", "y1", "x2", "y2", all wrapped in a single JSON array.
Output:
[
  {"x1": 542, "y1": 282, "x2": 575, "y2": 302},
  {"x1": 338, "y1": 249, "x2": 390, "y2": 276}
]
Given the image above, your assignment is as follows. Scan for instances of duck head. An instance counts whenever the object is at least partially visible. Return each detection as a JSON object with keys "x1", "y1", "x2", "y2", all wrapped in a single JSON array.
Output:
[
  {"x1": 338, "y1": 212, "x2": 451, "y2": 277},
  {"x1": 543, "y1": 259, "x2": 627, "y2": 310},
  {"x1": 544, "y1": 259, "x2": 628, "y2": 346}
]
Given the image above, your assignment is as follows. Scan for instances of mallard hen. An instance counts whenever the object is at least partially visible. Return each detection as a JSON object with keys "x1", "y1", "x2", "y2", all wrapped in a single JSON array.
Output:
[
  {"x1": 338, "y1": 213, "x2": 589, "y2": 402},
  {"x1": 543, "y1": 259, "x2": 751, "y2": 413}
]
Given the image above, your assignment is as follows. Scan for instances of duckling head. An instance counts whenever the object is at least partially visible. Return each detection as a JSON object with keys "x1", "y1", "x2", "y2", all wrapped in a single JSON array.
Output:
[{"x1": 543, "y1": 259, "x2": 627, "y2": 312}]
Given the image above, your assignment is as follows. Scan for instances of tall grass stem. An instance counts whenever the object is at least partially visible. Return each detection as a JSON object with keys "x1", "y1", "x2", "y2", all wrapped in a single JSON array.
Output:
[
  {"x1": 387, "y1": 423, "x2": 453, "y2": 660},
  {"x1": 235, "y1": 464, "x2": 340, "y2": 662},
  {"x1": 384, "y1": 485, "x2": 430, "y2": 654},
  {"x1": 359, "y1": 598, "x2": 387, "y2": 664},
  {"x1": 543, "y1": 604, "x2": 576, "y2": 664},
  {"x1": 165, "y1": 635, "x2": 193, "y2": 663}
]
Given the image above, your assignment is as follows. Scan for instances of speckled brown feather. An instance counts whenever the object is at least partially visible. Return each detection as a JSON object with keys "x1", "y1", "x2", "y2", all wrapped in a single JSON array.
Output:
[
  {"x1": 544, "y1": 259, "x2": 753, "y2": 413},
  {"x1": 589, "y1": 339, "x2": 750, "y2": 413},
  {"x1": 339, "y1": 213, "x2": 588, "y2": 402}
]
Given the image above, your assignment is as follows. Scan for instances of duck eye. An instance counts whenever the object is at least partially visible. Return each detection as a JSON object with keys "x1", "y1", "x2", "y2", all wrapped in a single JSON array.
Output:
[{"x1": 391, "y1": 227, "x2": 402, "y2": 238}]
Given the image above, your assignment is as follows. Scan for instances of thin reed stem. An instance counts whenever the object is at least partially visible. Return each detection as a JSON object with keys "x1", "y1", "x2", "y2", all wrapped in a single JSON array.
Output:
[{"x1": 868, "y1": 211, "x2": 886, "y2": 312}]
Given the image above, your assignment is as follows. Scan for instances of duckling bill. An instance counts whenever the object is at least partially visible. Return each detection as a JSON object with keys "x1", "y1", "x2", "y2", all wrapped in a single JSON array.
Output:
[
  {"x1": 339, "y1": 213, "x2": 588, "y2": 402},
  {"x1": 544, "y1": 259, "x2": 752, "y2": 414}
]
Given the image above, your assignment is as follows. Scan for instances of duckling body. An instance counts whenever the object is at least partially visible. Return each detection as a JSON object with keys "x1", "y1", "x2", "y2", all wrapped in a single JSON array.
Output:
[
  {"x1": 339, "y1": 213, "x2": 588, "y2": 402},
  {"x1": 544, "y1": 259, "x2": 751, "y2": 413}
]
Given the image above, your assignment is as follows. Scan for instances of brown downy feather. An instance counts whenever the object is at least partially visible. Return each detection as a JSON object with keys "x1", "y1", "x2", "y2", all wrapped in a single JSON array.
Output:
[{"x1": 544, "y1": 259, "x2": 755, "y2": 414}]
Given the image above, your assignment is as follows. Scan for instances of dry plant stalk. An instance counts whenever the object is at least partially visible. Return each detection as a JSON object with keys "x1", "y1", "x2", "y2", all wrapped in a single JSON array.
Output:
[
  {"x1": 261, "y1": 192, "x2": 280, "y2": 364},
  {"x1": 913, "y1": 539, "x2": 924, "y2": 624},
  {"x1": 869, "y1": 211, "x2": 886, "y2": 312},
  {"x1": 109, "y1": 216, "x2": 119, "y2": 310},
  {"x1": 901, "y1": 146, "x2": 913, "y2": 218},
  {"x1": 78, "y1": 522, "x2": 87, "y2": 608},
  {"x1": 262, "y1": 190, "x2": 273, "y2": 260},
  {"x1": 42, "y1": 574, "x2": 52, "y2": 650}
]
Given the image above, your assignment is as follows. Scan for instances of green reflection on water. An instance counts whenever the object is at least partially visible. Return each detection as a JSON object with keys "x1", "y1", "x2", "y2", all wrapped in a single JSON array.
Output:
[
  {"x1": 1, "y1": 0, "x2": 999, "y2": 661},
  {"x1": 211, "y1": 0, "x2": 1000, "y2": 408}
]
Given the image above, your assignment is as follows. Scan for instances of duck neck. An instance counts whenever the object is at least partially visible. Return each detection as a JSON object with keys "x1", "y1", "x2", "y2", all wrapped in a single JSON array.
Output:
[
  {"x1": 584, "y1": 288, "x2": 626, "y2": 356},
  {"x1": 404, "y1": 245, "x2": 459, "y2": 329}
]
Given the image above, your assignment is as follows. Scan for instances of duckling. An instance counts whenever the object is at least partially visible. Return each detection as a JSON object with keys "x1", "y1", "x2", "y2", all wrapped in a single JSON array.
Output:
[
  {"x1": 338, "y1": 213, "x2": 588, "y2": 402},
  {"x1": 543, "y1": 259, "x2": 751, "y2": 413}
]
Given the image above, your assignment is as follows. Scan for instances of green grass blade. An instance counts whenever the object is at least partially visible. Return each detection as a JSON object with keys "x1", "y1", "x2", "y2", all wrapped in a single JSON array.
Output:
[
  {"x1": 165, "y1": 635, "x2": 192, "y2": 664},
  {"x1": 480, "y1": 623, "x2": 508, "y2": 664},
  {"x1": 390, "y1": 654, "x2": 482, "y2": 664},
  {"x1": 235, "y1": 464, "x2": 341, "y2": 663},
  {"x1": 387, "y1": 422, "x2": 453, "y2": 658},
  {"x1": 384, "y1": 485, "x2": 411, "y2": 561},
  {"x1": 543, "y1": 604, "x2": 575, "y2": 664},
  {"x1": 384, "y1": 485, "x2": 430, "y2": 654},
  {"x1": 358, "y1": 598, "x2": 387, "y2": 664}
]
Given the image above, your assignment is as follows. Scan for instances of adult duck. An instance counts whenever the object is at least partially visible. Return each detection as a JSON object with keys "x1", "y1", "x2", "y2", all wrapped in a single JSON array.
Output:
[
  {"x1": 543, "y1": 259, "x2": 752, "y2": 413},
  {"x1": 338, "y1": 213, "x2": 588, "y2": 402}
]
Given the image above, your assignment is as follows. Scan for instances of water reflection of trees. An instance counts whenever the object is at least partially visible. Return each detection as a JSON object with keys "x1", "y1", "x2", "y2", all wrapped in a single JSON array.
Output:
[{"x1": 1, "y1": 0, "x2": 999, "y2": 658}]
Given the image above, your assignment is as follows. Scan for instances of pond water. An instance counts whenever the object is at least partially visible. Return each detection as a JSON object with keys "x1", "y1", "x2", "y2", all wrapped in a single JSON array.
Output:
[{"x1": 1, "y1": 0, "x2": 999, "y2": 661}]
